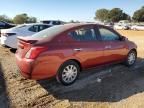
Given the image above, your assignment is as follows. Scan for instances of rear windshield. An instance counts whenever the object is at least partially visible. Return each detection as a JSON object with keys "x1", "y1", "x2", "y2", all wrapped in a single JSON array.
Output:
[{"x1": 31, "y1": 25, "x2": 65, "y2": 38}]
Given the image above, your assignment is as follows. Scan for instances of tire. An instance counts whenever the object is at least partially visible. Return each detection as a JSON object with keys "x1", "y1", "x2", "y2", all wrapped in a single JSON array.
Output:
[
  {"x1": 124, "y1": 50, "x2": 137, "y2": 67},
  {"x1": 134, "y1": 28, "x2": 137, "y2": 31},
  {"x1": 56, "y1": 60, "x2": 80, "y2": 86}
]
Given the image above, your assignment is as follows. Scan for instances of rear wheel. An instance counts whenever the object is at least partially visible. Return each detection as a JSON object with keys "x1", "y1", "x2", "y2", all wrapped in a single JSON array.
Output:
[
  {"x1": 56, "y1": 60, "x2": 80, "y2": 86},
  {"x1": 124, "y1": 50, "x2": 137, "y2": 66}
]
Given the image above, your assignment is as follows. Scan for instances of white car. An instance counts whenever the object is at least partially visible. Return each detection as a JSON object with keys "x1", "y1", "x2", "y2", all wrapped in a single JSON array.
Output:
[
  {"x1": 114, "y1": 24, "x2": 129, "y2": 30},
  {"x1": 0, "y1": 23, "x2": 51, "y2": 49},
  {"x1": 131, "y1": 25, "x2": 144, "y2": 31}
]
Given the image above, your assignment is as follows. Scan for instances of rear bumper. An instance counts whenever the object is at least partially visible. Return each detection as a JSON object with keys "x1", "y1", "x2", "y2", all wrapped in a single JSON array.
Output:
[
  {"x1": 15, "y1": 53, "x2": 34, "y2": 79},
  {"x1": 1, "y1": 35, "x2": 17, "y2": 49},
  {"x1": 17, "y1": 66, "x2": 30, "y2": 79},
  {"x1": 15, "y1": 53, "x2": 62, "y2": 80}
]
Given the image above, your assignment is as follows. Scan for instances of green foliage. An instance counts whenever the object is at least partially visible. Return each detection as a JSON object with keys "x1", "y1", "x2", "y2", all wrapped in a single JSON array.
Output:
[
  {"x1": 0, "y1": 15, "x2": 13, "y2": 23},
  {"x1": 27, "y1": 17, "x2": 37, "y2": 23},
  {"x1": 108, "y1": 8, "x2": 130, "y2": 22},
  {"x1": 95, "y1": 9, "x2": 109, "y2": 22},
  {"x1": 13, "y1": 13, "x2": 37, "y2": 24},
  {"x1": 95, "y1": 8, "x2": 130, "y2": 22},
  {"x1": 133, "y1": 6, "x2": 144, "y2": 22}
]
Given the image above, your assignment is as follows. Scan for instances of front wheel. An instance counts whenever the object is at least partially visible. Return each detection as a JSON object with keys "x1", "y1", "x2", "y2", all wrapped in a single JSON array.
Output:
[
  {"x1": 124, "y1": 50, "x2": 137, "y2": 67},
  {"x1": 56, "y1": 60, "x2": 80, "y2": 86}
]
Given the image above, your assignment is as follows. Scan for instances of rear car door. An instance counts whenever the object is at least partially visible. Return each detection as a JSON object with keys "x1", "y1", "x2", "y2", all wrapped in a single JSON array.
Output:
[
  {"x1": 98, "y1": 25, "x2": 127, "y2": 63},
  {"x1": 68, "y1": 25, "x2": 105, "y2": 69}
]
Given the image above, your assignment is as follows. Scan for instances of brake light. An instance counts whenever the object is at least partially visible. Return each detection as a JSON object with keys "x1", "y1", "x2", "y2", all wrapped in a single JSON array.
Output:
[{"x1": 25, "y1": 47, "x2": 48, "y2": 59}]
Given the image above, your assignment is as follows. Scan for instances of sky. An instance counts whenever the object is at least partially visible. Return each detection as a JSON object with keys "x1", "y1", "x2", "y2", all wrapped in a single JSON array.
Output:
[{"x1": 0, "y1": 0, "x2": 144, "y2": 22}]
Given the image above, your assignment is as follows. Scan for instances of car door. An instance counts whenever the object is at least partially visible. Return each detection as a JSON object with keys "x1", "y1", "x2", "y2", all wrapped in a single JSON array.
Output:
[
  {"x1": 98, "y1": 25, "x2": 127, "y2": 63},
  {"x1": 68, "y1": 25, "x2": 105, "y2": 69}
]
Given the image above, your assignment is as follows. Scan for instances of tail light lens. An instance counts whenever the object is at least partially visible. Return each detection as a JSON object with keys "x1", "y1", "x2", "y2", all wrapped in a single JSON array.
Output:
[
  {"x1": 25, "y1": 47, "x2": 48, "y2": 59},
  {"x1": 1, "y1": 33, "x2": 16, "y2": 37}
]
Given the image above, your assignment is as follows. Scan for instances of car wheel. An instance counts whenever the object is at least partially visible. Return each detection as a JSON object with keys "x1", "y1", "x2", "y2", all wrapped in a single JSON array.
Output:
[
  {"x1": 124, "y1": 50, "x2": 137, "y2": 67},
  {"x1": 56, "y1": 60, "x2": 80, "y2": 86},
  {"x1": 134, "y1": 28, "x2": 137, "y2": 31}
]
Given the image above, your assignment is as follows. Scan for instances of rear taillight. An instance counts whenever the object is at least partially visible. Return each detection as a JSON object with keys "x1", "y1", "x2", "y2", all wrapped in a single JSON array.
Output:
[
  {"x1": 1, "y1": 33, "x2": 16, "y2": 37},
  {"x1": 25, "y1": 47, "x2": 47, "y2": 59}
]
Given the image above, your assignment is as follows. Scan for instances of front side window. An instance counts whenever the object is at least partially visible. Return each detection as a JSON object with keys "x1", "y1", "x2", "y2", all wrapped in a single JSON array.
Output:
[
  {"x1": 99, "y1": 27, "x2": 120, "y2": 41},
  {"x1": 69, "y1": 27, "x2": 97, "y2": 41}
]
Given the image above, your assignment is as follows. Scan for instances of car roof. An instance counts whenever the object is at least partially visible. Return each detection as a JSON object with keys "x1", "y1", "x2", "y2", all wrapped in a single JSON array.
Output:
[
  {"x1": 41, "y1": 20, "x2": 63, "y2": 22},
  {"x1": 22, "y1": 23, "x2": 51, "y2": 26},
  {"x1": 55, "y1": 23, "x2": 98, "y2": 31}
]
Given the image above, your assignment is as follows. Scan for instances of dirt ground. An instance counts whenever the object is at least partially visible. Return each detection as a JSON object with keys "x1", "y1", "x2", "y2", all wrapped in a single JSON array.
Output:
[{"x1": 0, "y1": 30, "x2": 144, "y2": 108}]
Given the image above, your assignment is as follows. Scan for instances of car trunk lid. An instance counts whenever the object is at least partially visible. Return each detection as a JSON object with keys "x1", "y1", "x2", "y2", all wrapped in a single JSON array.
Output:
[{"x1": 17, "y1": 36, "x2": 38, "y2": 58}]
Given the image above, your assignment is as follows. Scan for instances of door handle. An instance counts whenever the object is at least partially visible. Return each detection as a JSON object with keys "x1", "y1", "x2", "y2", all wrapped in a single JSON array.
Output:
[
  {"x1": 105, "y1": 45, "x2": 111, "y2": 49},
  {"x1": 73, "y1": 48, "x2": 83, "y2": 51}
]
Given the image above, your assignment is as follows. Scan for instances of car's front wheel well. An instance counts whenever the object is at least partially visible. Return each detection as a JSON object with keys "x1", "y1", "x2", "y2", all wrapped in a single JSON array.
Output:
[{"x1": 130, "y1": 48, "x2": 137, "y2": 56}]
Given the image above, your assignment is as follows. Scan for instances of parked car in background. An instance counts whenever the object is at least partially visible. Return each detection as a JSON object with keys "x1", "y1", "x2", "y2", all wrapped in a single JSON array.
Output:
[
  {"x1": 15, "y1": 23, "x2": 137, "y2": 86},
  {"x1": 114, "y1": 24, "x2": 129, "y2": 30},
  {"x1": 104, "y1": 22, "x2": 114, "y2": 28},
  {"x1": 118, "y1": 20, "x2": 130, "y2": 25},
  {"x1": 41, "y1": 20, "x2": 64, "y2": 26},
  {"x1": 0, "y1": 21, "x2": 16, "y2": 38},
  {"x1": 131, "y1": 25, "x2": 144, "y2": 31},
  {"x1": 0, "y1": 23, "x2": 51, "y2": 49},
  {"x1": 0, "y1": 21, "x2": 15, "y2": 29}
]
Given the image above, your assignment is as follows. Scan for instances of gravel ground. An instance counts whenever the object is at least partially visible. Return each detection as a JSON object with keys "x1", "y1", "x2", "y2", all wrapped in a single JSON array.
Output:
[{"x1": 0, "y1": 30, "x2": 144, "y2": 108}]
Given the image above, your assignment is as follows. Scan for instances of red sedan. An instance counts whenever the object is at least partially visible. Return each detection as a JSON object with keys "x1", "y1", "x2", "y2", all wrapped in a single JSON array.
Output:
[{"x1": 15, "y1": 23, "x2": 137, "y2": 85}]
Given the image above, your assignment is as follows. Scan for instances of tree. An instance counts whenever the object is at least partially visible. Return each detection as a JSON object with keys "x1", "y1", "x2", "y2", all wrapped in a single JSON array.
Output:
[
  {"x1": 13, "y1": 13, "x2": 37, "y2": 24},
  {"x1": 0, "y1": 15, "x2": 13, "y2": 23},
  {"x1": 95, "y1": 9, "x2": 109, "y2": 22},
  {"x1": 27, "y1": 17, "x2": 37, "y2": 23},
  {"x1": 121, "y1": 13, "x2": 131, "y2": 21},
  {"x1": 13, "y1": 13, "x2": 28, "y2": 24},
  {"x1": 108, "y1": 8, "x2": 123, "y2": 22},
  {"x1": 133, "y1": 6, "x2": 144, "y2": 22},
  {"x1": 95, "y1": 8, "x2": 130, "y2": 22}
]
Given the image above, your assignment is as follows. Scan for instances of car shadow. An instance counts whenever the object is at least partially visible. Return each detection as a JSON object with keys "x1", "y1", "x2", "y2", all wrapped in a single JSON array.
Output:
[
  {"x1": 38, "y1": 57, "x2": 144, "y2": 102},
  {"x1": 10, "y1": 48, "x2": 17, "y2": 53},
  {"x1": 0, "y1": 62, "x2": 11, "y2": 107}
]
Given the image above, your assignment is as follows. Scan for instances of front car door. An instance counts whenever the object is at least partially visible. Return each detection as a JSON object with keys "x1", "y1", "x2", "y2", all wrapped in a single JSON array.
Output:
[
  {"x1": 68, "y1": 25, "x2": 105, "y2": 69},
  {"x1": 97, "y1": 25, "x2": 127, "y2": 63}
]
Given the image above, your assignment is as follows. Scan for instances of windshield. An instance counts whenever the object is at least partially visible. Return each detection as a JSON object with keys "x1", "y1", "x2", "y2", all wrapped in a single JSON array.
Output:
[{"x1": 31, "y1": 25, "x2": 65, "y2": 38}]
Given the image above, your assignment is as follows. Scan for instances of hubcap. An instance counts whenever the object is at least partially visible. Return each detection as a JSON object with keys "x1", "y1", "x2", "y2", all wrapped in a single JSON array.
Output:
[
  {"x1": 62, "y1": 65, "x2": 78, "y2": 83},
  {"x1": 128, "y1": 52, "x2": 136, "y2": 65}
]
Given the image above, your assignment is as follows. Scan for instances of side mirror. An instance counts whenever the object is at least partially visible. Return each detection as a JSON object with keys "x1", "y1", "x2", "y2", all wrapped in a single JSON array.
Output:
[{"x1": 121, "y1": 36, "x2": 128, "y2": 41}]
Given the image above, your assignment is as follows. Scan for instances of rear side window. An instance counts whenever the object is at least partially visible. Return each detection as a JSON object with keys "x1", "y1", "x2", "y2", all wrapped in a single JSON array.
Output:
[
  {"x1": 99, "y1": 27, "x2": 120, "y2": 41},
  {"x1": 53, "y1": 21, "x2": 61, "y2": 25},
  {"x1": 39, "y1": 25, "x2": 50, "y2": 31},
  {"x1": 69, "y1": 28, "x2": 97, "y2": 41},
  {"x1": 29, "y1": 25, "x2": 39, "y2": 32}
]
